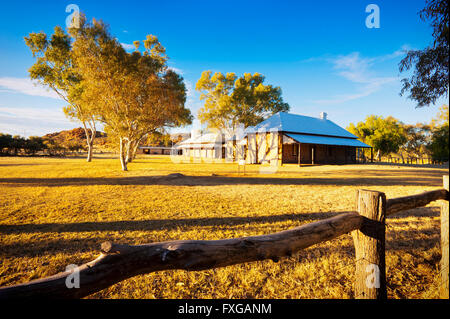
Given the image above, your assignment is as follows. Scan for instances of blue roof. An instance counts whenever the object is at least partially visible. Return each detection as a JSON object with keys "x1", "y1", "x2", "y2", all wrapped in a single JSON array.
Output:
[
  {"x1": 286, "y1": 133, "x2": 371, "y2": 148},
  {"x1": 247, "y1": 112, "x2": 357, "y2": 139}
]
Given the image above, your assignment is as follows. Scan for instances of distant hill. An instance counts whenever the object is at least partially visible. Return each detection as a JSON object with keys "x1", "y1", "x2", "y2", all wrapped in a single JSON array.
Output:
[
  {"x1": 42, "y1": 128, "x2": 110, "y2": 153},
  {"x1": 43, "y1": 127, "x2": 106, "y2": 141}
]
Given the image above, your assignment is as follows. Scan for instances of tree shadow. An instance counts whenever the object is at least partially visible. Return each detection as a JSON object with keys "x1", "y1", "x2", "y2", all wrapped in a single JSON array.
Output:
[
  {"x1": 0, "y1": 163, "x2": 46, "y2": 167},
  {"x1": 0, "y1": 211, "x2": 342, "y2": 235},
  {"x1": 0, "y1": 211, "x2": 347, "y2": 258},
  {"x1": 387, "y1": 206, "x2": 440, "y2": 219},
  {"x1": 386, "y1": 226, "x2": 441, "y2": 252},
  {"x1": 0, "y1": 238, "x2": 104, "y2": 258},
  {"x1": 0, "y1": 170, "x2": 445, "y2": 187},
  {"x1": 0, "y1": 208, "x2": 442, "y2": 260}
]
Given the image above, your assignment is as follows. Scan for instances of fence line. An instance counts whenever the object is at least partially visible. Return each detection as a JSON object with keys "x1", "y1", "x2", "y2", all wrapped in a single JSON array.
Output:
[{"x1": 0, "y1": 175, "x2": 448, "y2": 299}]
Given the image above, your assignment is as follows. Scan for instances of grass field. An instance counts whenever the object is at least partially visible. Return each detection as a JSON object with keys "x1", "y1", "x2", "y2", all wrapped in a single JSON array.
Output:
[{"x1": 0, "y1": 155, "x2": 448, "y2": 299}]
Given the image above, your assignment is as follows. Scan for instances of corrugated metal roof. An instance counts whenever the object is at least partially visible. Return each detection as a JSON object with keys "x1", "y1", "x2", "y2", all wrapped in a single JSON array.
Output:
[
  {"x1": 286, "y1": 133, "x2": 371, "y2": 148},
  {"x1": 247, "y1": 112, "x2": 357, "y2": 139},
  {"x1": 139, "y1": 146, "x2": 173, "y2": 150},
  {"x1": 175, "y1": 132, "x2": 224, "y2": 149},
  {"x1": 178, "y1": 132, "x2": 223, "y2": 145},
  {"x1": 175, "y1": 143, "x2": 221, "y2": 149}
]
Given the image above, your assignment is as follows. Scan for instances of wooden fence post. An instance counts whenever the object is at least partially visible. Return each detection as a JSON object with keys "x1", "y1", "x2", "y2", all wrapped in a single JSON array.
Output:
[
  {"x1": 441, "y1": 175, "x2": 449, "y2": 299},
  {"x1": 352, "y1": 189, "x2": 387, "y2": 299}
]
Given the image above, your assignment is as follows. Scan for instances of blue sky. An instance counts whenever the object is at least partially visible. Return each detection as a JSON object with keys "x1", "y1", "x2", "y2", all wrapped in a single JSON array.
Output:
[{"x1": 0, "y1": 0, "x2": 447, "y2": 136}]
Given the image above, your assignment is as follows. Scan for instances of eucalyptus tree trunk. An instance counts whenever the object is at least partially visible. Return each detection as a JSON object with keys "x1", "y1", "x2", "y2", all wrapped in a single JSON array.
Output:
[
  {"x1": 82, "y1": 120, "x2": 96, "y2": 162},
  {"x1": 125, "y1": 139, "x2": 133, "y2": 164},
  {"x1": 376, "y1": 150, "x2": 381, "y2": 162},
  {"x1": 127, "y1": 139, "x2": 141, "y2": 163},
  {"x1": 125, "y1": 140, "x2": 132, "y2": 163},
  {"x1": 130, "y1": 142, "x2": 139, "y2": 162},
  {"x1": 86, "y1": 139, "x2": 94, "y2": 162},
  {"x1": 124, "y1": 134, "x2": 146, "y2": 163},
  {"x1": 119, "y1": 137, "x2": 128, "y2": 171}
]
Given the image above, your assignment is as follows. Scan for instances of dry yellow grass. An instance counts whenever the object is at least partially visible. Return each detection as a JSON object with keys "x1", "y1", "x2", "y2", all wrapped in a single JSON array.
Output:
[{"x1": 0, "y1": 155, "x2": 448, "y2": 299}]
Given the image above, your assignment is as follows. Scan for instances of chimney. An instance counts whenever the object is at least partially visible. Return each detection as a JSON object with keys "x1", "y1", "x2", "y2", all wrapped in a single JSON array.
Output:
[
  {"x1": 191, "y1": 129, "x2": 201, "y2": 139},
  {"x1": 320, "y1": 112, "x2": 328, "y2": 120}
]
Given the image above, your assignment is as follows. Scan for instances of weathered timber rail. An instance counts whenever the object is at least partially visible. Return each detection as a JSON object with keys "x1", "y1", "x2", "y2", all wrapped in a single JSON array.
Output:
[{"x1": 0, "y1": 175, "x2": 448, "y2": 299}]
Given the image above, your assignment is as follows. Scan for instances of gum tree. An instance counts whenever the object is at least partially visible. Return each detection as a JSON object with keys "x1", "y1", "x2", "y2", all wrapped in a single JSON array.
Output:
[
  {"x1": 196, "y1": 71, "x2": 289, "y2": 135},
  {"x1": 72, "y1": 18, "x2": 192, "y2": 171},
  {"x1": 347, "y1": 115, "x2": 408, "y2": 161},
  {"x1": 399, "y1": 0, "x2": 449, "y2": 107},
  {"x1": 24, "y1": 26, "x2": 97, "y2": 162},
  {"x1": 428, "y1": 104, "x2": 449, "y2": 161}
]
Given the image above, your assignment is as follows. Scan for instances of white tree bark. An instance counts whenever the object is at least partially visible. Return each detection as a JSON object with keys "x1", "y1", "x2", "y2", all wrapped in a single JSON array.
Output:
[
  {"x1": 82, "y1": 120, "x2": 96, "y2": 162},
  {"x1": 119, "y1": 137, "x2": 128, "y2": 171}
]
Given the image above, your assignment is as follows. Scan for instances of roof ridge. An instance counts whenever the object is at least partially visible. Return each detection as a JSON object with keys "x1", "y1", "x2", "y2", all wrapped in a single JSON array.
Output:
[
  {"x1": 279, "y1": 111, "x2": 325, "y2": 121},
  {"x1": 248, "y1": 111, "x2": 357, "y2": 139}
]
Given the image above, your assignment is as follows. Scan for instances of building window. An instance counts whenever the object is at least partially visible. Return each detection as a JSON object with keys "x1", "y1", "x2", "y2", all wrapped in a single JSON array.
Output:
[{"x1": 292, "y1": 144, "x2": 297, "y2": 156}]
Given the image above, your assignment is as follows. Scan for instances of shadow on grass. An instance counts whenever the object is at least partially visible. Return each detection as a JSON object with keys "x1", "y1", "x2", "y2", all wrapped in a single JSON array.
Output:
[
  {"x1": 0, "y1": 211, "x2": 348, "y2": 257},
  {"x1": 0, "y1": 168, "x2": 446, "y2": 187},
  {"x1": 0, "y1": 163, "x2": 47, "y2": 167},
  {"x1": 1, "y1": 205, "x2": 441, "y2": 258},
  {"x1": 0, "y1": 211, "x2": 343, "y2": 235},
  {"x1": 387, "y1": 206, "x2": 440, "y2": 219},
  {"x1": 0, "y1": 238, "x2": 104, "y2": 258},
  {"x1": 386, "y1": 226, "x2": 441, "y2": 252},
  {"x1": 0, "y1": 211, "x2": 350, "y2": 258}
]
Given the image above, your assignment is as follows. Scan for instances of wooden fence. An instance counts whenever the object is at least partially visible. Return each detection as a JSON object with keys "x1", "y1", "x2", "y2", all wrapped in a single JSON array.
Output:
[
  {"x1": 385, "y1": 157, "x2": 448, "y2": 165},
  {"x1": 0, "y1": 176, "x2": 448, "y2": 299}
]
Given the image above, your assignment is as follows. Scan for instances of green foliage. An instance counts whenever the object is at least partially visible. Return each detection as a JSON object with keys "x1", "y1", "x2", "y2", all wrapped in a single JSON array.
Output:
[
  {"x1": 43, "y1": 138, "x2": 66, "y2": 156},
  {"x1": 24, "y1": 26, "x2": 76, "y2": 100},
  {"x1": 428, "y1": 104, "x2": 449, "y2": 161},
  {"x1": 400, "y1": 123, "x2": 432, "y2": 158},
  {"x1": 24, "y1": 137, "x2": 46, "y2": 155},
  {"x1": 399, "y1": 0, "x2": 449, "y2": 106},
  {"x1": 10, "y1": 135, "x2": 26, "y2": 155},
  {"x1": 0, "y1": 134, "x2": 13, "y2": 155},
  {"x1": 347, "y1": 115, "x2": 407, "y2": 157},
  {"x1": 0, "y1": 128, "x2": 109, "y2": 157},
  {"x1": 430, "y1": 104, "x2": 449, "y2": 128},
  {"x1": 0, "y1": 134, "x2": 46, "y2": 156},
  {"x1": 429, "y1": 124, "x2": 449, "y2": 161},
  {"x1": 196, "y1": 71, "x2": 289, "y2": 133},
  {"x1": 70, "y1": 17, "x2": 192, "y2": 170},
  {"x1": 24, "y1": 20, "x2": 98, "y2": 161},
  {"x1": 348, "y1": 107, "x2": 448, "y2": 163},
  {"x1": 144, "y1": 132, "x2": 172, "y2": 147}
]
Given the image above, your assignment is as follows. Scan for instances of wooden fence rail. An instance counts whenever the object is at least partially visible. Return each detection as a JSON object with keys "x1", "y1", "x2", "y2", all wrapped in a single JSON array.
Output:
[{"x1": 0, "y1": 175, "x2": 448, "y2": 299}]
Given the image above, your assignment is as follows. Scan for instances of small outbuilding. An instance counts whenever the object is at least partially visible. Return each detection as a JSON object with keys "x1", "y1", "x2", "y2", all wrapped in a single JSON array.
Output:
[{"x1": 176, "y1": 131, "x2": 225, "y2": 160}]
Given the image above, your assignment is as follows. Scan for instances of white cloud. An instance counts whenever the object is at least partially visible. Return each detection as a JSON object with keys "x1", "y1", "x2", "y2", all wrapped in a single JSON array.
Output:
[
  {"x1": 168, "y1": 66, "x2": 184, "y2": 75},
  {"x1": 120, "y1": 42, "x2": 135, "y2": 51},
  {"x1": 0, "y1": 77, "x2": 61, "y2": 100},
  {"x1": 314, "y1": 50, "x2": 399, "y2": 105},
  {"x1": 0, "y1": 106, "x2": 69, "y2": 123},
  {"x1": 373, "y1": 44, "x2": 412, "y2": 62},
  {"x1": 0, "y1": 106, "x2": 76, "y2": 137}
]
